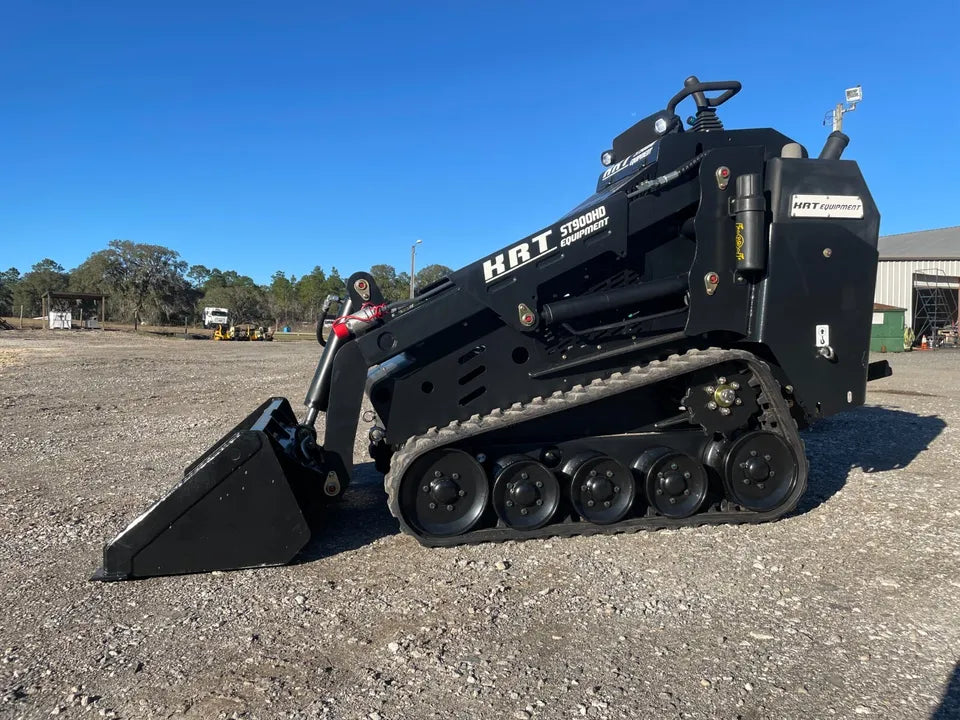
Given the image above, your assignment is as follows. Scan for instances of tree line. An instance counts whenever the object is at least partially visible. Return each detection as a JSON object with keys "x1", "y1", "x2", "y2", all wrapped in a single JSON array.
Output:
[{"x1": 0, "y1": 240, "x2": 452, "y2": 328}]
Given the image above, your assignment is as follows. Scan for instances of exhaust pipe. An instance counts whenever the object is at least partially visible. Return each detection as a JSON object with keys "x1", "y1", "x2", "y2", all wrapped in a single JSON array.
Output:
[{"x1": 819, "y1": 131, "x2": 849, "y2": 160}]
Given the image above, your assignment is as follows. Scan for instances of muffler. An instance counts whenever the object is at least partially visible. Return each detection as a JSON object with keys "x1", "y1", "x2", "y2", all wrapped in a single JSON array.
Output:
[{"x1": 92, "y1": 397, "x2": 328, "y2": 581}]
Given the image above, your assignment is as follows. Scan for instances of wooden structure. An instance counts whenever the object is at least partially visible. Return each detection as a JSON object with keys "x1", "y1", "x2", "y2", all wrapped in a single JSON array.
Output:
[{"x1": 40, "y1": 291, "x2": 107, "y2": 329}]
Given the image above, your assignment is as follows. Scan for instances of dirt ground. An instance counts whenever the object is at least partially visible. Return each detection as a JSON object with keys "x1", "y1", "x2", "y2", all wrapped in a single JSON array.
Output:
[{"x1": 0, "y1": 330, "x2": 957, "y2": 720}]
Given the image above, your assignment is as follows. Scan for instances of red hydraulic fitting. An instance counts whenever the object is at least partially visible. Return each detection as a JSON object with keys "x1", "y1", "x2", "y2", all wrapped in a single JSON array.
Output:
[{"x1": 330, "y1": 303, "x2": 387, "y2": 340}]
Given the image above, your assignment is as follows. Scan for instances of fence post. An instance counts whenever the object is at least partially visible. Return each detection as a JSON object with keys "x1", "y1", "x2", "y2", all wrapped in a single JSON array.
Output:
[{"x1": 19, "y1": 305, "x2": 23, "y2": 329}]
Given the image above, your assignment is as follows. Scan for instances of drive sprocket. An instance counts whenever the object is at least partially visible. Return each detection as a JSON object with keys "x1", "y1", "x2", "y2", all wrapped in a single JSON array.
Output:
[{"x1": 683, "y1": 371, "x2": 758, "y2": 435}]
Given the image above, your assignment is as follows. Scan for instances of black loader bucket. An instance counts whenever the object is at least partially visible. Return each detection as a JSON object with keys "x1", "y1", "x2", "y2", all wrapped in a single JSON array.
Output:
[{"x1": 92, "y1": 397, "x2": 327, "y2": 581}]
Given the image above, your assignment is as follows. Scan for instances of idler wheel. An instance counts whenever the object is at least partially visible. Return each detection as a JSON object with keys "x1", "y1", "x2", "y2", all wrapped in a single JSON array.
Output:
[
  {"x1": 563, "y1": 453, "x2": 635, "y2": 525},
  {"x1": 718, "y1": 431, "x2": 798, "y2": 512},
  {"x1": 398, "y1": 448, "x2": 489, "y2": 537},
  {"x1": 492, "y1": 455, "x2": 560, "y2": 530},
  {"x1": 634, "y1": 447, "x2": 708, "y2": 519}
]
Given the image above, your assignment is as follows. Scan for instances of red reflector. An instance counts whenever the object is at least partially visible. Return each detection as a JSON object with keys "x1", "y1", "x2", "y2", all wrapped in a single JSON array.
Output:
[
  {"x1": 332, "y1": 322, "x2": 350, "y2": 339},
  {"x1": 708, "y1": 273, "x2": 719, "y2": 283}
]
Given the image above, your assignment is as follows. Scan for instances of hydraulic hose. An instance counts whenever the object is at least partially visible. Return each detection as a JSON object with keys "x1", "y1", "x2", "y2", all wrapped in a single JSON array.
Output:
[
  {"x1": 386, "y1": 279, "x2": 454, "y2": 313},
  {"x1": 627, "y1": 153, "x2": 705, "y2": 199},
  {"x1": 303, "y1": 296, "x2": 354, "y2": 426},
  {"x1": 316, "y1": 294, "x2": 341, "y2": 347}
]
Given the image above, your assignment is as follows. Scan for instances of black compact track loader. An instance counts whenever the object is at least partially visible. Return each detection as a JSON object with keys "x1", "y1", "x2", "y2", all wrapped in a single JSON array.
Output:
[{"x1": 94, "y1": 77, "x2": 890, "y2": 581}]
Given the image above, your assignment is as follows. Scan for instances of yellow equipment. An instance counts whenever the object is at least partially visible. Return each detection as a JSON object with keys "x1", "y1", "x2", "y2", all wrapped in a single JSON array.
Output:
[{"x1": 212, "y1": 323, "x2": 273, "y2": 341}]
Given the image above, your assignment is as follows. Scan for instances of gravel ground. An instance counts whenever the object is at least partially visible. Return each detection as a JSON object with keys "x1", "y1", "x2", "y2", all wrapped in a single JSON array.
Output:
[{"x1": 0, "y1": 330, "x2": 957, "y2": 720}]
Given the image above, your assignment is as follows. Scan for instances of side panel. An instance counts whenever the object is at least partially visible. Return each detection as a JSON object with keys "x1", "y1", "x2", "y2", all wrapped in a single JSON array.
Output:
[{"x1": 756, "y1": 158, "x2": 880, "y2": 418}]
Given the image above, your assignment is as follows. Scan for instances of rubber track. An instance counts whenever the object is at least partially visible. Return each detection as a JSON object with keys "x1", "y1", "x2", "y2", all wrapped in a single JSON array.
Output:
[{"x1": 384, "y1": 348, "x2": 808, "y2": 547}]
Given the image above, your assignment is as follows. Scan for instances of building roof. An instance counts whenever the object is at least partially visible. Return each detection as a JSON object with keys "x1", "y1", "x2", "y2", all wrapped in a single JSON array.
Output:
[
  {"x1": 41, "y1": 291, "x2": 108, "y2": 301},
  {"x1": 878, "y1": 226, "x2": 960, "y2": 260},
  {"x1": 874, "y1": 303, "x2": 906, "y2": 312}
]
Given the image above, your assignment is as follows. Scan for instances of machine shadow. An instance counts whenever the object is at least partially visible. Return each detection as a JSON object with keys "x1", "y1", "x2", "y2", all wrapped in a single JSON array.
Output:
[
  {"x1": 293, "y1": 462, "x2": 399, "y2": 563},
  {"x1": 932, "y1": 660, "x2": 960, "y2": 719},
  {"x1": 795, "y1": 405, "x2": 946, "y2": 514}
]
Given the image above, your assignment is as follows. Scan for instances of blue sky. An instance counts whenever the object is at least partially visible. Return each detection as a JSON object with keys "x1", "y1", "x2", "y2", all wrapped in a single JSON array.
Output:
[{"x1": 2, "y1": 1, "x2": 958, "y2": 284}]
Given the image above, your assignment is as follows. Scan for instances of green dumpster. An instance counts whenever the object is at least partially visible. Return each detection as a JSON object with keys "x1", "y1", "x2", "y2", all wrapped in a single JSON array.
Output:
[{"x1": 870, "y1": 303, "x2": 907, "y2": 352}]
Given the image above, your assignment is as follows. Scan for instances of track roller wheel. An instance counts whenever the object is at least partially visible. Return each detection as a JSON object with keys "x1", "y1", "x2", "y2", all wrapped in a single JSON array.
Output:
[
  {"x1": 709, "y1": 430, "x2": 799, "y2": 512},
  {"x1": 634, "y1": 447, "x2": 708, "y2": 519},
  {"x1": 398, "y1": 448, "x2": 489, "y2": 537},
  {"x1": 492, "y1": 455, "x2": 560, "y2": 530},
  {"x1": 562, "y1": 453, "x2": 635, "y2": 524}
]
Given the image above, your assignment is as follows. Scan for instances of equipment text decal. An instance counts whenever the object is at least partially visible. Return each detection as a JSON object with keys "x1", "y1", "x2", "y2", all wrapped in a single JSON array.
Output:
[
  {"x1": 560, "y1": 205, "x2": 608, "y2": 248},
  {"x1": 790, "y1": 194, "x2": 864, "y2": 219}
]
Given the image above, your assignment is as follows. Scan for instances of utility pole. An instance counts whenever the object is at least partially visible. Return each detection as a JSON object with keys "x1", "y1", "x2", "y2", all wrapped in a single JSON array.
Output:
[{"x1": 410, "y1": 238, "x2": 423, "y2": 299}]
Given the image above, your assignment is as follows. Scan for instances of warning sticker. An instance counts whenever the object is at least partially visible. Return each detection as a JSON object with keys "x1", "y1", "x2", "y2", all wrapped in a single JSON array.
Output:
[{"x1": 815, "y1": 324, "x2": 830, "y2": 347}]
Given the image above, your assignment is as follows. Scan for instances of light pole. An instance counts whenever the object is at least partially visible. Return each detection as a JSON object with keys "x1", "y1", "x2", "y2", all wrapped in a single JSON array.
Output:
[
  {"x1": 410, "y1": 238, "x2": 422, "y2": 299},
  {"x1": 824, "y1": 85, "x2": 862, "y2": 132}
]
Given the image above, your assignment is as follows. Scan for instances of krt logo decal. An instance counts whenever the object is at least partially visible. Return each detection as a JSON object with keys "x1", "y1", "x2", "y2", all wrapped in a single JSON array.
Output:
[
  {"x1": 790, "y1": 194, "x2": 864, "y2": 219},
  {"x1": 735, "y1": 222, "x2": 745, "y2": 261},
  {"x1": 600, "y1": 142, "x2": 657, "y2": 182},
  {"x1": 482, "y1": 230, "x2": 556, "y2": 283}
]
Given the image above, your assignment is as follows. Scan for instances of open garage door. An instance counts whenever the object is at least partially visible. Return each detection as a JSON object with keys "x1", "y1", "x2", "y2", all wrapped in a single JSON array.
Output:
[{"x1": 913, "y1": 270, "x2": 959, "y2": 346}]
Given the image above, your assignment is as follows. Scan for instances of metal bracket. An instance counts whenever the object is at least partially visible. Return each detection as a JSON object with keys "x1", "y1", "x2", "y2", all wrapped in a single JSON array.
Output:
[
  {"x1": 354, "y1": 278, "x2": 371, "y2": 301},
  {"x1": 518, "y1": 303, "x2": 536, "y2": 328},
  {"x1": 704, "y1": 271, "x2": 719, "y2": 296},
  {"x1": 715, "y1": 166, "x2": 730, "y2": 190},
  {"x1": 324, "y1": 471, "x2": 341, "y2": 497}
]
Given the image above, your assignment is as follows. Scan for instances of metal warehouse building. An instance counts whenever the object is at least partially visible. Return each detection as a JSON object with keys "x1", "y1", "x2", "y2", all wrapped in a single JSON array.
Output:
[{"x1": 874, "y1": 226, "x2": 960, "y2": 341}]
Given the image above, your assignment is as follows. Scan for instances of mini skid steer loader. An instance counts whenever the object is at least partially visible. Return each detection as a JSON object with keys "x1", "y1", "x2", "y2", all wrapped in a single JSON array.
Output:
[{"x1": 94, "y1": 77, "x2": 890, "y2": 581}]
